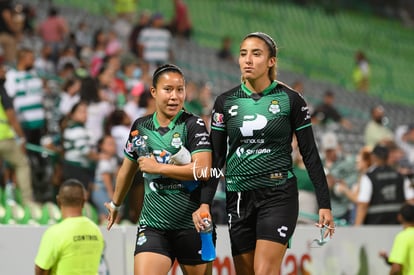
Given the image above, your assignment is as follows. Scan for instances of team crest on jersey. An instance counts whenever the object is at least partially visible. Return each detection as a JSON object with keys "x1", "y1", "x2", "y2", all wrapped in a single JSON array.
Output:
[
  {"x1": 268, "y1": 100, "x2": 281, "y2": 114},
  {"x1": 171, "y1": 132, "x2": 183, "y2": 148}
]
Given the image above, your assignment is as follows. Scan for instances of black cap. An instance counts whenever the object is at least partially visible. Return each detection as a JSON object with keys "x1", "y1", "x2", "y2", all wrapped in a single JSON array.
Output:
[
  {"x1": 372, "y1": 144, "x2": 389, "y2": 160},
  {"x1": 400, "y1": 203, "x2": 414, "y2": 223}
]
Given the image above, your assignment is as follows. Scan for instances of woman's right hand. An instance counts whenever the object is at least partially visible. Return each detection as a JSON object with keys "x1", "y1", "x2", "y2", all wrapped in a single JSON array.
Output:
[
  {"x1": 192, "y1": 203, "x2": 211, "y2": 233},
  {"x1": 104, "y1": 201, "x2": 120, "y2": 230}
]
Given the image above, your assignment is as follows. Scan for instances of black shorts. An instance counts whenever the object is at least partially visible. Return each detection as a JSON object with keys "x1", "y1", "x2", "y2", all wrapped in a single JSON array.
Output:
[
  {"x1": 134, "y1": 225, "x2": 216, "y2": 265},
  {"x1": 226, "y1": 178, "x2": 299, "y2": 256}
]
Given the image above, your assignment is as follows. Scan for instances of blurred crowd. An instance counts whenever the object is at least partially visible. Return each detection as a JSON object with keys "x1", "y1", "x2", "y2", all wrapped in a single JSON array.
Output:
[
  {"x1": 0, "y1": 0, "x2": 207, "y2": 225},
  {"x1": 0, "y1": 0, "x2": 413, "y2": 228}
]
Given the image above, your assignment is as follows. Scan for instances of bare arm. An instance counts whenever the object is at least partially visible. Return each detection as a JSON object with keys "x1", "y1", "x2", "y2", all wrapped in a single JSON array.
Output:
[
  {"x1": 138, "y1": 151, "x2": 212, "y2": 181},
  {"x1": 35, "y1": 265, "x2": 50, "y2": 275},
  {"x1": 354, "y1": 202, "x2": 369, "y2": 226},
  {"x1": 5, "y1": 108, "x2": 25, "y2": 140},
  {"x1": 389, "y1": 263, "x2": 402, "y2": 275},
  {"x1": 105, "y1": 158, "x2": 139, "y2": 230}
]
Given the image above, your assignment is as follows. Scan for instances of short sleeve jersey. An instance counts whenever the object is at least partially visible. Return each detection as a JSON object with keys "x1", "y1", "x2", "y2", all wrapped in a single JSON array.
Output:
[
  {"x1": 211, "y1": 81, "x2": 312, "y2": 192},
  {"x1": 124, "y1": 110, "x2": 211, "y2": 230},
  {"x1": 35, "y1": 216, "x2": 104, "y2": 275},
  {"x1": 388, "y1": 227, "x2": 414, "y2": 274}
]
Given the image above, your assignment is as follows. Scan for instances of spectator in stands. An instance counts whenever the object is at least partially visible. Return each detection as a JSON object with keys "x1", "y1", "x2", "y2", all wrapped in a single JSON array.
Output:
[
  {"x1": 119, "y1": 55, "x2": 142, "y2": 94},
  {"x1": 170, "y1": 0, "x2": 192, "y2": 40},
  {"x1": 123, "y1": 81, "x2": 146, "y2": 122},
  {"x1": 21, "y1": 4, "x2": 36, "y2": 36},
  {"x1": 56, "y1": 46, "x2": 80, "y2": 74},
  {"x1": 395, "y1": 123, "x2": 414, "y2": 166},
  {"x1": 61, "y1": 101, "x2": 99, "y2": 193},
  {"x1": 138, "y1": 12, "x2": 173, "y2": 71},
  {"x1": 381, "y1": 140, "x2": 413, "y2": 178},
  {"x1": 387, "y1": 203, "x2": 414, "y2": 275},
  {"x1": 90, "y1": 29, "x2": 108, "y2": 77},
  {"x1": 311, "y1": 90, "x2": 352, "y2": 131},
  {"x1": 35, "y1": 179, "x2": 104, "y2": 275},
  {"x1": 105, "y1": 109, "x2": 131, "y2": 162},
  {"x1": 354, "y1": 144, "x2": 414, "y2": 225},
  {"x1": 216, "y1": 36, "x2": 235, "y2": 63},
  {"x1": 0, "y1": 64, "x2": 34, "y2": 206},
  {"x1": 0, "y1": 0, "x2": 19, "y2": 64},
  {"x1": 91, "y1": 135, "x2": 119, "y2": 225},
  {"x1": 96, "y1": 56, "x2": 123, "y2": 106},
  {"x1": 334, "y1": 146, "x2": 373, "y2": 224},
  {"x1": 74, "y1": 21, "x2": 91, "y2": 57},
  {"x1": 128, "y1": 10, "x2": 151, "y2": 57},
  {"x1": 364, "y1": 105, "x2": 394, "y2": 147},
  {"x1": 105, "y1": 29, "x2": 124, "y2": 58},
  {"x1": 58, "y1": 77, "x2": 81, "y2": 116},
  {"x1": 37, "y1": 7, "x2": 69, "y2": 64},
  {"x1": 79, "y1": 76, "x2": 114, "y2": 147},
  {"x1": 34, "y1": 43, "x2": 55, "y2": 76},
  {"x1": 352, "y1": 50, "x2": 370, "y2": 93},
  {"x1": 321, "y1": 132, "x2": 357, "y2": 224},
  {"x1": 5, "y1": 48, "x2": 46, "y2": 146}
]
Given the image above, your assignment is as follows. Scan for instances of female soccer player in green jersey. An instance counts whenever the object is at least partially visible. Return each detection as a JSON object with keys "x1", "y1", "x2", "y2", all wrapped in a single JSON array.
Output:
[
  {"x1": 106, "y1": 64, "x2": 213, "y2": 275},
  {"x1": 197, "y1": 32, "x2": 335, "y2": 275}
]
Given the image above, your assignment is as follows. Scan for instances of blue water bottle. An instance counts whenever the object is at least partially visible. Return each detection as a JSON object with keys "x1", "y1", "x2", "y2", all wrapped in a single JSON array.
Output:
[{"x1": 200, "y1": 212, "x2": 216, "y2": 261}]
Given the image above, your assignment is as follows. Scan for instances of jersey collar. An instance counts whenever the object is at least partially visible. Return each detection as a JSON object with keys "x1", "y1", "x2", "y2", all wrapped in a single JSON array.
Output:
[
  {"x1": 241, "y1": 80, "x2": 278, "y2": 96},
  {"x1": 153, "y1": 109, "x2": 184, "y2": 130}
]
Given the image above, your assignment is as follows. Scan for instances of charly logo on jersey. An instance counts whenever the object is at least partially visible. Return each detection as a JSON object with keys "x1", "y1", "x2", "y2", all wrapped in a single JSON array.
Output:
[
  {"x1": 228, "y1": 105, "x2": 239, "y2": 117},
  {"x1": 196, "y1": 118, "x2": 205, "y2": 126},
  {"x1": 171, "y1": 132, "x2": 183, "y2": 148},
  {"x1": 268, "y1": 100, "x2": 281, "y2": 114},
  {"x1": 137, "y1": 232, "x2": 147, "y2": 246},
  {"x1": 277, "y1": 225, "x2": 288, "y2": 238},
  {"x1": 239, "y1": 114, "x2": 268, "y2": 136}
]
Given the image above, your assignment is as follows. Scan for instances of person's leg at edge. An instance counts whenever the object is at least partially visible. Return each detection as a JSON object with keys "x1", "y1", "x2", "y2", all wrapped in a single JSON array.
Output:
[
  {"x1": 2, "y1": 139, "x2": 34, "y2": 205},
  {"x1": 134, "y1": 252, "x2": 172, "y2": 275},
  {"x1": 233, "y1": 250, "x2": 255, "y2": 275},
  {"x1": 180, "y1": 262, "x2": 212, "y2": 275},
  {"x1": 255, "y1": 240, "x2": 287, "y2": 275}
]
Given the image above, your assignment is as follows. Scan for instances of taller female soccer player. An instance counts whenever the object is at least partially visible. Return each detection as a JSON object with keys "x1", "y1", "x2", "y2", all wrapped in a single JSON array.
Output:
[{"x1": 195, "y1": 32, "x2": 335, "y2": 275}]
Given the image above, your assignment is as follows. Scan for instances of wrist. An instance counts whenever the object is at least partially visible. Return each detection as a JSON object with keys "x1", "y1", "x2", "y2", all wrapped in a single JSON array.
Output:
[{"x1": 110, "y1": 201, "x2": 122, "y2": 211}]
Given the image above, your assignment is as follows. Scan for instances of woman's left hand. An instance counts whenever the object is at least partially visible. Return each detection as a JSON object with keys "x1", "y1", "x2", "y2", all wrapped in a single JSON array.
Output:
[
  {"x1": 317, "y1": 208, "x2": 335, "y2": 238},
  {"x1": 138, "y1": 155, "x2": 159, "y2": 173}
]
